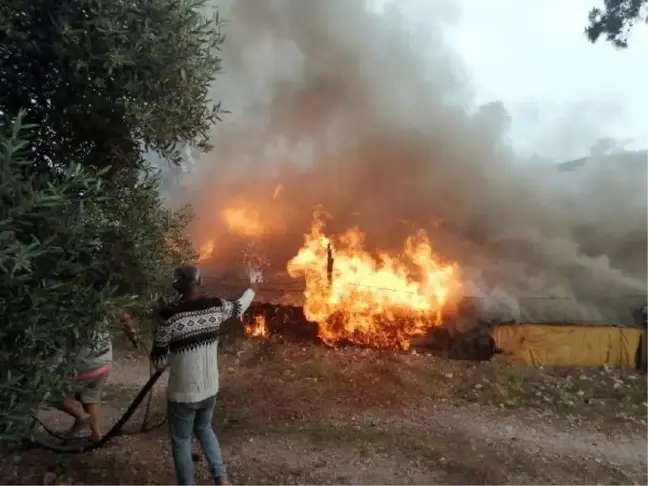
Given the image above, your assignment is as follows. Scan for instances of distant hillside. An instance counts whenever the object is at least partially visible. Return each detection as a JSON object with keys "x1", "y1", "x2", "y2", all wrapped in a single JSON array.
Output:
[{"x1": 558, "y1": 150, "x2": 647, "y2": 173}]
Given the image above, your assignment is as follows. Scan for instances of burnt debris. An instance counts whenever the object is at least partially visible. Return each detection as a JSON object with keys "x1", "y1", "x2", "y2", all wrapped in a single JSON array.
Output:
[{"x1": 238, "y1": 302, "x2": 499, "y2": 361}]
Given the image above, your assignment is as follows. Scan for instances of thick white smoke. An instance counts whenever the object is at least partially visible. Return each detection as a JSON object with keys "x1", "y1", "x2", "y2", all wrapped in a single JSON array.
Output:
[{"x1": 172, "y1": 0, "x2": 647, "y2": 318}]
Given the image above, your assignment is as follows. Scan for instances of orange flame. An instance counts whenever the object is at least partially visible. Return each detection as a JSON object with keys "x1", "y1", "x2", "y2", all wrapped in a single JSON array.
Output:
[
  {"x1": 287, "y1": 210, "x2": 462, "y2": 349},
  {"x1": 198, "y1": 240, "x2": 215, "y2": 262},
  {"x1": 245, "y1": 315, "x2": 269, "y2": 338},
  {"x1": 220, "y1": 205, "x2": 267, "y2": 238}
]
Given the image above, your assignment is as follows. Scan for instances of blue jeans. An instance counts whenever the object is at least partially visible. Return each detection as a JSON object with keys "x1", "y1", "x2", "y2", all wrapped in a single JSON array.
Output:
[{"x1": 168, "y1": 395, "x2": 226, "y2": 485}]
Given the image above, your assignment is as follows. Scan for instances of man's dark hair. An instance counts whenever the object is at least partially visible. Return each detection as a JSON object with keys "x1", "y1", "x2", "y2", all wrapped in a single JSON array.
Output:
[{"x1": 173, "y1": 264, "x2": 202, "y2": 297}]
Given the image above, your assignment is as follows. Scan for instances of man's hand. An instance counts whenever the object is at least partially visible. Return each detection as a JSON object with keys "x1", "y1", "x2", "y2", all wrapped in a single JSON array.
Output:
[
  {"x1": 248, "y1": 268, "x2": 262, "y2": 293},
  {"x1": 249, "y1": 269, "x2": 263, "y2": 284}
]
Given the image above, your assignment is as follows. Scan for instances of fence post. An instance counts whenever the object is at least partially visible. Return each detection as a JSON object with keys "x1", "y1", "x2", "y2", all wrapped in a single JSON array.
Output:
[
  {"x1": 326, "y1": 243, "x2": 334, "y2": 287},
  {"x1": 639, "y1": 306, "x2": 648, "y2": 372}
]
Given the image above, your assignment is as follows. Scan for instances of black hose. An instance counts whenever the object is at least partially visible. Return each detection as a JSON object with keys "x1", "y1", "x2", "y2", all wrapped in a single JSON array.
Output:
[
  {"x1": 30, "y1": 409, "x2": 167, "y2": 442},
  {"x1": 26, "y1": 309, "x2": 246, "y2": 453},
  {"x1": 30, "y1": 415, "x2": 67, "y2": 441},
  {"x1": 26, "y1": 368, "x2": 166, "y2": 454},
  {"x1": 140, "y1": 361, "x2": 156, "y2": 433}
]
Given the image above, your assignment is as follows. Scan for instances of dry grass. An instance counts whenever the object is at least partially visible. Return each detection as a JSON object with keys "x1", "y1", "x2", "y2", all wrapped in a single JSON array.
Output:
[
  {"x1": 220, "y1": 338, "x2": 647, "y2": 427},
  {"x1": 1, "y1": 337, "x2": 646, "y2": 485}
]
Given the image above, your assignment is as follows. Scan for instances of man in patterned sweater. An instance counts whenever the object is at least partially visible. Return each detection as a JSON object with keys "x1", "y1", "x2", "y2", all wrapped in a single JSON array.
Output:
[{"x1": 151, "y1": 264, "x2": 258, "y2": 486}]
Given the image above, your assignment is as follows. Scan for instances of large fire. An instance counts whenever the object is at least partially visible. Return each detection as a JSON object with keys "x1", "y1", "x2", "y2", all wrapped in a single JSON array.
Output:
[
  {"x1": 287, "y1": 210, "x2": 462, "y2": 350},
  {"x1": 220, "y1": 204, "x2": 267, "y2": 238},
  {"x1": 198, "y1": 240, "x2": 215, "y2": 262},
  {"x1": 196, "y1": 201, "x2": 269, "y2": 263},
  {"x1": 195, "y1": 197, "x2": 461, "y2": 350}
]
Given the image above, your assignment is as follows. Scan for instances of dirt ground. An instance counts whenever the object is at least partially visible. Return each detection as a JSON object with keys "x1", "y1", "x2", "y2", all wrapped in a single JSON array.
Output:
[{"x1": 2, "y1": 337, "x2": 647, "y2": 485}]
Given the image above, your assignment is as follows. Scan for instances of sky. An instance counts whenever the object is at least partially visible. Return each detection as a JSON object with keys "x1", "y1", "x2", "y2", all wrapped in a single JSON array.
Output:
[{"x1": 393, "y1": 0, "x2": 648, "y2": 161}]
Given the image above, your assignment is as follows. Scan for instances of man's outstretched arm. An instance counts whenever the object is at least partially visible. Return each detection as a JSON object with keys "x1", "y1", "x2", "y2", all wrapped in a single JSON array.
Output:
[
  {"x1": 234, "y1": 287, "x2": 256, "y2": 318},
  {"x1": 217, "y1": 286, "x2": 257, "y2": 336}
]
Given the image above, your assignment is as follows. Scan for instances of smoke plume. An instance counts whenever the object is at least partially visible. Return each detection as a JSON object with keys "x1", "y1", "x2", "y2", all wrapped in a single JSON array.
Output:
[{"x1": 172, "y1": 0, "x2": 647, "y2": 312}]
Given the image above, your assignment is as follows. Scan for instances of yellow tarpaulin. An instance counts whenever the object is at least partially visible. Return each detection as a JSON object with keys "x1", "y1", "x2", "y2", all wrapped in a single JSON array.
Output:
[{"x1": 491, "y1": 324, "x2": 644, "y2": 367}]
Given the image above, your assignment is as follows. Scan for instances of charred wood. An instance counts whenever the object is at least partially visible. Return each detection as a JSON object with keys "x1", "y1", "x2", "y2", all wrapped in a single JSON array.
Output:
[{"x1": 236, "y1": 303, "x2": 499, "y2": 361}]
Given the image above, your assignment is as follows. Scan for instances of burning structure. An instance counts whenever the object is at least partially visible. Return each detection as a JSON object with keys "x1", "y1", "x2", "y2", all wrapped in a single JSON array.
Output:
[
  {"x1": 200, "y1": 198, "x2": 644, "y2": 369},
  {"x1": 166, "y1": 1, "x2": 646, "y2": 368},
  {"x1": 193, "y1": 151, "x2": 646, "y2": 367},
  {"x1": 286, "y1": 208, "x2": 462, "y2": 350}
]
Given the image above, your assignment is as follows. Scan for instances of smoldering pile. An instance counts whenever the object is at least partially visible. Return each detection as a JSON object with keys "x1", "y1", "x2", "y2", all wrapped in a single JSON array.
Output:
[{"x1": 229, "y1": 300, "x2": 499, "y2": 362}]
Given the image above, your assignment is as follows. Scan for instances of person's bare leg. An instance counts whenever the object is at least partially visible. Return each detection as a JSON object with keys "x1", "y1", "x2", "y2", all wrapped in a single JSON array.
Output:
[
  {"x1": 57, "y1": 397, "x2": 86, "y2": 421},
  {"x1": 57, "y1": 398, "x2": 90, "y2": 437},
  {"x1": 81, "y1": 402, "x2": 102, "y2": 440},
  {"x1": 78, "y1": 374, "x2": 109, "y2": 440}
]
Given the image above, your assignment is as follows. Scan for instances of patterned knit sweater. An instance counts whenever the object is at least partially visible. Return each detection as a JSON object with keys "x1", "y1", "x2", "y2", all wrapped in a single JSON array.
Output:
[{"x1": 151, "y1": 289, "x2": 255, "y2": 403}]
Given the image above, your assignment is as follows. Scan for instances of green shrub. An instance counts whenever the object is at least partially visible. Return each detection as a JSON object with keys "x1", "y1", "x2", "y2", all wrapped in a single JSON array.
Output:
[
  {"x1": 0, "y1": 0, "x2": 223, "y2": 442},
  {"x1": 0, "y1": 115, "x2": 128, "y2": 440}
]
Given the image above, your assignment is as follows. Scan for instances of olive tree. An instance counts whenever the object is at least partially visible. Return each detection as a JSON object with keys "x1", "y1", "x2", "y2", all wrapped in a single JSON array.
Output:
[
  {"x1": 0, "y1": 0, "x2": 225, "y2": 170},
  {"x1": 586, "y1": 0, "x2": 648, "y2": 48},
  {"x1": 0, "y1": 0, "x2": 224, "y2": 442}
]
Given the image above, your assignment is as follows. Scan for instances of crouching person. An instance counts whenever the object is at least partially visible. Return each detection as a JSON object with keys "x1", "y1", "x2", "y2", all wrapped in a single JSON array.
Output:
[{"x1": 152, "y1": 265, "x2": 257, "y2": 486}]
